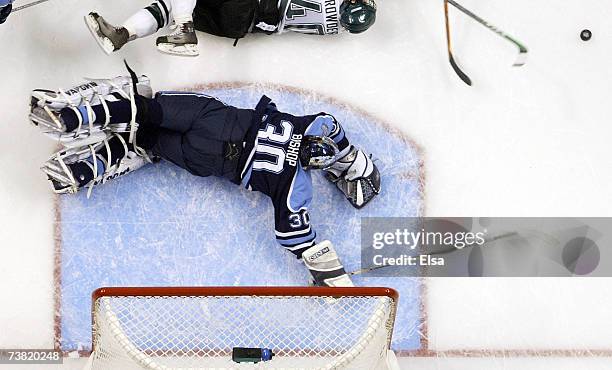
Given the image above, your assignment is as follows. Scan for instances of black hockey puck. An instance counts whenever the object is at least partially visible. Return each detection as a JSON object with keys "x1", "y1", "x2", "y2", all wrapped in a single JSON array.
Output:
[{"x1": 580, "y1": 29, "x2": 592, "y2": 41}]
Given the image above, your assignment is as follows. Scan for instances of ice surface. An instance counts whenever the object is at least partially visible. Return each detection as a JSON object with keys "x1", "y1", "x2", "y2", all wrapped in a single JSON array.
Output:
[
  {"x1": 2, "y1": 0, "x2": 612, "y2": 368},
  {"x1": 58, "y1": 84, "x2": 425, "y2": 352}
]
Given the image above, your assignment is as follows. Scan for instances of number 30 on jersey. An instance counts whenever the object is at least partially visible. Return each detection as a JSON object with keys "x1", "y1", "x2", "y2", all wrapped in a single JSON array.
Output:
[
  {"x1": 253, "y1": 121, "x2": 294, "y2": 173},
  {"x1": 289, "y1": 210, "x2": 311, "y2": 229}
]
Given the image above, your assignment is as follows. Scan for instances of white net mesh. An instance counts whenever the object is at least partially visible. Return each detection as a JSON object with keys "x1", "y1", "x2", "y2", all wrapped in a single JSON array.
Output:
[{"x1": 87, "y1": 288, "x2": 398, "y2": 370}]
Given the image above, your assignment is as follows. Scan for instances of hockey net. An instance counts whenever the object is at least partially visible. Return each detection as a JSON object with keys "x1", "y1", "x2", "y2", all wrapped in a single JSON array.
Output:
[{"x1": 85, "y1": 286, "x2": 399, "y2": 370}]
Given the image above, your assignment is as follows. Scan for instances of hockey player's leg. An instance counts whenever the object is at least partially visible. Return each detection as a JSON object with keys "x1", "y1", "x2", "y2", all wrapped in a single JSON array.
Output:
[
  {"x1": 86, "y1": 0, "x2": 171, "y2": 54},
  {"x1": 124, "y1": 0, "x2": 173, "y2": 43},
  {"x1": 302, "y1": 241, "x2": 354, "y2": 287},
  {"x1": 42, "y1": 133, "x2": 148, "y2": 195},
  {"x1": 156, "y1": 0, "x2": 198, "y2": 57},
  {"x1": 325, "y1": 146, "x2": 381, "y2": 209},
  {"x1": 169, "y1": 0, "x2": 197, "y2": 19}
]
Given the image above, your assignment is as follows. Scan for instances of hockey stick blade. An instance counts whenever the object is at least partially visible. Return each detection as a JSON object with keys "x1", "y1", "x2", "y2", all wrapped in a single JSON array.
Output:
[
  {"x1": 444, "y1": 0, "x2": 472, "y2": 86},
  {"x1": 449, "y1": 53, "x2": 472, "y2": 86},
  {"x1": 513, "y1": 46, "x2": 528, "y2": 67},
  {"x1": 447, "y1": 0, "x2": 528, "y2": 67}
]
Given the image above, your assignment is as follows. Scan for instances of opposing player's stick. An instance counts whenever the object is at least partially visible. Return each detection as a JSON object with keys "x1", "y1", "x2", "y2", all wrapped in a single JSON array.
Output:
[
  {"x1": 349, "y1": 231, "x2": 520, "y2": 276},
  {"x1": 13, "y1": 0, "x2": 51, "y2": 12},
  {"x1": 444, "y1": 0, "x2": 528, "y2": 85},
  {"x1": 444, "y1": 0, "x2": 472, "y2": 86}
]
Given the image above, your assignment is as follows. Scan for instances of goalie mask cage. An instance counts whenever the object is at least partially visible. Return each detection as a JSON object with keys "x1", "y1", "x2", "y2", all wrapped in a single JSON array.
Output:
[{"x1": 85, "y1": 286, "x2": 399, "y2": 370}]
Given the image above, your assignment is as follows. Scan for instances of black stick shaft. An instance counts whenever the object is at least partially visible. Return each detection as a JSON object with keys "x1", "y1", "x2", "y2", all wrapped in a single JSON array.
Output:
[
  {"x1": 350, "y1": 231, "x2": 520, "y2": 275},
  {"x1": 447, "y1": 0, "x2": 528, "y2": 65},
  {"x1": 444, "y1": 0, "x2": 472, "y2": 86},
  {"x1": 14, "y1": 0, "x2": 52, "y2": 12}
]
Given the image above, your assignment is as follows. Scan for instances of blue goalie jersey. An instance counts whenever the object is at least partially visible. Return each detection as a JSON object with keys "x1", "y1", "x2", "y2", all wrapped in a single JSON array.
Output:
[{"x1": 239, "y1": 96, "x2": 349, "y2": 257}]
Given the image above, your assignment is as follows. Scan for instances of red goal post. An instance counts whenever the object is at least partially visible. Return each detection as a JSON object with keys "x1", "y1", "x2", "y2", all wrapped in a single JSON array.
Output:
[{"x1": 87, "y1": 286, "x2": 400, "y2": 370}]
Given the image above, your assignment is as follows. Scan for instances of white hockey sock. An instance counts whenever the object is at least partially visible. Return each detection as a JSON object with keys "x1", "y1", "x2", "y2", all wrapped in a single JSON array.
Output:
[
  {"x1": 123, "y1": 9, "x2": 163, "y2": 39},
  {"x1": 169, "y1": 0, "x2": 196, "y2": 22}
]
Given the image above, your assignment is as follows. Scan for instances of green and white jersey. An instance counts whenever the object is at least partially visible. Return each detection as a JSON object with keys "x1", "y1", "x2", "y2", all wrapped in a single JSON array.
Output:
[{"x1": 278, "y1": 0, "x2": 344, "y2": 35}]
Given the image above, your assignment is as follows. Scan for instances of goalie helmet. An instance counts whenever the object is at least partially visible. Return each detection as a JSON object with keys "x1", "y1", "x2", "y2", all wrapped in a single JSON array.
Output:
[
  {"x1": 299, "y1": 135, "x2": 340, "y2": 170},
  {"x1": 340, "y1": 0, "x2": 377, "y2": 34},
  {"x1": 0, "y1": 3, "x2": 11, "y2": 25}
]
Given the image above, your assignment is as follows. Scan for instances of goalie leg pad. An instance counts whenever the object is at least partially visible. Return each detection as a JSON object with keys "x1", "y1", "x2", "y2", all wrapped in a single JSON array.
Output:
[
  {"x1": 302, "y1": 241, "x2": 354, "y2": 287},
  {"x1": 31, "y1": 75, "x2": 152, "y2": 111},
  {"x1": 41, "y1": 133, "x2": 148, "y2": 196},
  {"x1": 30, "y1": 75, "x2": 152, "y2": 138}
]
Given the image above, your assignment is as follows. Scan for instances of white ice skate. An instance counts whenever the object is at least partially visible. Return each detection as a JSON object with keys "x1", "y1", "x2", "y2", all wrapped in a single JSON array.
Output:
[
  {"x1": 85, "y1": 12, "x2": 131, "y2": 55},
  {"x1": 156, "y1": 20, "x2": 199, "y2": 57}
]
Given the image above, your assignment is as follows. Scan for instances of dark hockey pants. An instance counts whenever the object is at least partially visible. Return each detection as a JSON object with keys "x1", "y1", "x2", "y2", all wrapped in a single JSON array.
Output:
[
  {"x1": 149, "y1": 92, "x2": 255, "y2": 180},
  {"x1": 70, "y1": 92, "x2": 255, "y2": 186}
]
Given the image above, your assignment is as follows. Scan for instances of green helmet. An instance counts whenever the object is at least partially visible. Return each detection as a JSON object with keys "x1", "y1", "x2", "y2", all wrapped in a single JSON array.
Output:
[{"x1": 340, "y1": 0, "x2": 377, "y2": 34}]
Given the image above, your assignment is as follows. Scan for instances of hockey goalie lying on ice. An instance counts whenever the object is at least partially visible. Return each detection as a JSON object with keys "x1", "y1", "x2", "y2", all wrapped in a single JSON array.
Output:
[
  {"x1": 29, "y1": 71, "x2": 381, "y2": 288},
  {"x1": 85, "y1": 0, "x2": 377, "y2": 56}
]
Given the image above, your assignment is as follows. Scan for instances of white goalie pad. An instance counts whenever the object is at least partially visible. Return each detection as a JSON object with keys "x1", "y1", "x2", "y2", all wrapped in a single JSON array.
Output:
[
  {"x1": 41, "y1": 133, "x2": 148, "y2": 197},
  {"x1": 31, "y1": 75, "x2": 152, "y2": 110},
  {"x1": 29, "y1": 75, "x2": 152, "y2": 142}
]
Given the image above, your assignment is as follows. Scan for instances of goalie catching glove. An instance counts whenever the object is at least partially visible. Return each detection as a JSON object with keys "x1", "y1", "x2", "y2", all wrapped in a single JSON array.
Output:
[
  {"x1": 325, "y1": 146, "x2": 381, "y2": 209},
  {"x1": 302, "y1": 241, "x2": 354, "y2": 287}
]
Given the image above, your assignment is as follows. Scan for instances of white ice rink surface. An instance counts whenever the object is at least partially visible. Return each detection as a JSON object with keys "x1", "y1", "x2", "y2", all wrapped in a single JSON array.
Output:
[{"x1": 1, "y1": 0, "x2": 612, "y2": 369}]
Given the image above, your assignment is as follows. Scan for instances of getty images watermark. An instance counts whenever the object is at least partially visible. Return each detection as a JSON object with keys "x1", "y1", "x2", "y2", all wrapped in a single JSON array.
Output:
[{"x1": 360, "y1": 218, "x2": 610, "y2": 277}]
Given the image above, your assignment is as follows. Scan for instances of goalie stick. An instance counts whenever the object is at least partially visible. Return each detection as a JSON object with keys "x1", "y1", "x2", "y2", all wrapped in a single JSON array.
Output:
[
  {"x1": 444, "y1": 0, "x2": 528, "y2": 86},
  {"x1": 349, "y1": 231, "x2": 520, "y2": 276},
  {"x1": 13, "y1": 0, "x2": 51, "y2": 12}
]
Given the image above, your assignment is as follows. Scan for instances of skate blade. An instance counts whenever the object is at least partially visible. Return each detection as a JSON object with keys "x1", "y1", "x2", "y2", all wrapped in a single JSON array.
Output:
[
  {"x1": 84, "y1": 14, "x2": 114, "y2": 55},
  {"x1": 156, "y1": 43, "x2": 199, "y2": 57}
]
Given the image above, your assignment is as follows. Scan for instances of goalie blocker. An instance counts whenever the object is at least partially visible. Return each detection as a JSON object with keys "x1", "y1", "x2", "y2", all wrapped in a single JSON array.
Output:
[{"x1": 303, "y1": 241, "x2": 354, "y2": 287}]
